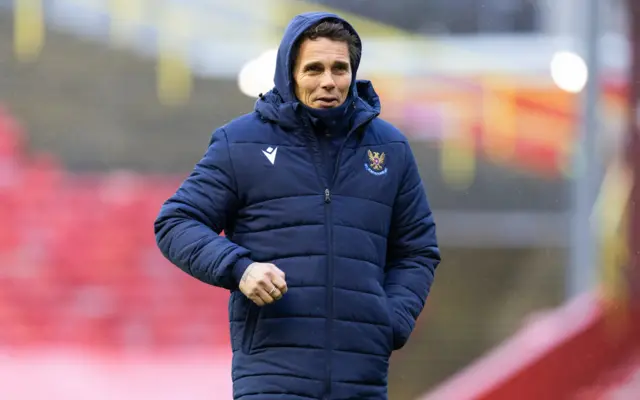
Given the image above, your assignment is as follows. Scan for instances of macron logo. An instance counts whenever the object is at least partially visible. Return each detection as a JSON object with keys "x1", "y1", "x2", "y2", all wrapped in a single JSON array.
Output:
[{"x1": 262, "y1": 146, "x2": 278, "y2": 165}]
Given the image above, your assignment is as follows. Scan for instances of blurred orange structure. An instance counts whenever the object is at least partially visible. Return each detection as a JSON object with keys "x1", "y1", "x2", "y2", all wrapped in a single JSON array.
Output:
[{"x1": 374, "y1": 74, "x2": 627, "y2": 180}]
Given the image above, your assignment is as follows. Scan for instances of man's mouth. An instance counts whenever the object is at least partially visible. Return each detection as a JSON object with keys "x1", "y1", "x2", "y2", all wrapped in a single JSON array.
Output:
[{"x1": 315, "y1": 97, "x2": 338, "y2": 107}]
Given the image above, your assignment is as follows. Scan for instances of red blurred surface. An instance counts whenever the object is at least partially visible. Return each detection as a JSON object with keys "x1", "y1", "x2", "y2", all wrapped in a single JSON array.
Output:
[
  {"x1": 0, "y1": 348, "x2": 233, "y2": 399},
  {"x1": 421, "y1": 293, "x2": 640, "y2": 400},
  {"x1": 0, "y1": 109, "x2": 230, "y2": 352}
]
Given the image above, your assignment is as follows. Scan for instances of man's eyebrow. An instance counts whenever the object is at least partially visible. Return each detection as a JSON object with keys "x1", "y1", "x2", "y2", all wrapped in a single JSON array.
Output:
[
  {"x1": 302, "y1": 60, "x2": 350, "y2": 69},
  {"x1": 302, "y1": 61, "x2": 323, "y2": 70}
]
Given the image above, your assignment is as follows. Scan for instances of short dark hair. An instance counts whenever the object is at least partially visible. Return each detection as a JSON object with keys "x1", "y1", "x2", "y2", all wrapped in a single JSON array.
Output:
[{"x1": 293, "y1": 20, "x2": 361, "y2": 70}]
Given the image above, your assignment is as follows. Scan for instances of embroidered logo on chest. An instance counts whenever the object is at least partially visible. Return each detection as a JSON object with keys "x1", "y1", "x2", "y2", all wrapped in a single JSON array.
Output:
[{"x1": 365, "y1": 149, "x2": 388, "y2": 176}]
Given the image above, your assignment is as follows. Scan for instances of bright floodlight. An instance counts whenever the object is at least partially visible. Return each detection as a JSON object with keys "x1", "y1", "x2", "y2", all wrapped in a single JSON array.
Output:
[
  {"x1": 550, "y1": 51, "x2": 588, "y2": 93},
  {"x1": 238, "y1": 49, "x2": 277, "y2": 98}
]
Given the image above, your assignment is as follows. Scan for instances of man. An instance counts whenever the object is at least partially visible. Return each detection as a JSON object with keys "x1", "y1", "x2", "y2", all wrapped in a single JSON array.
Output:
[{"x1": 155, "y1": 11, "x2": 440, "y2": 400}]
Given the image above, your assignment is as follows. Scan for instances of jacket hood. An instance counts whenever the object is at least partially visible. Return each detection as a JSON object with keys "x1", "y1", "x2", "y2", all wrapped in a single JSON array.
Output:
[{"x1": 255, "y1": 12, "x2": 379, "y2": 130}]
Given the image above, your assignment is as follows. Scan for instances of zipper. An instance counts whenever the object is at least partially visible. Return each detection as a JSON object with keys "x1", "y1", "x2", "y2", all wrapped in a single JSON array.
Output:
[
  {"x1": 298, "y1": 122, "x2": 333, "y2": 397},
  {"x1": 323, "y1": 186, "x2": 333, "y2": 398},
  {"x1": 317, "y1": 132, "x2": 334, "y2": 399},
  {"x1": 299, "y1": 112, "x2": 377, "y2": 399},
  {"x1": 300, "y1": 121, "x2": 328, "y2": 191}
]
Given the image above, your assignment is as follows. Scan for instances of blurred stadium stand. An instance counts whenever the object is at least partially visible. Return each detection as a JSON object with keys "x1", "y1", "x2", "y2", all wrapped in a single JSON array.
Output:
[
  {"x1": 0, "y1": 0, "x2": 638, "y2": 399},
  {"x1": 0, "y1": 108, "x2": 232, "y2": 351},
  {"x1": 308, "y1": 0, "x2": 542, "y2": 34}
]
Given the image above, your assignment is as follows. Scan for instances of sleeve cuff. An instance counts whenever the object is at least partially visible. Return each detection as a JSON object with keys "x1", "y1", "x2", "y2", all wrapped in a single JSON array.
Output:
[{"x1": 232, "y1": 257, "x2": 254, "y2": 285}]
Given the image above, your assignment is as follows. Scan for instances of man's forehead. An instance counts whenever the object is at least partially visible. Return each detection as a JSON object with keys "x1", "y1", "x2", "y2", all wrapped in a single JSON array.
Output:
[{"x1": 296, "y1": 38, "x2": 350, "y2": 63}]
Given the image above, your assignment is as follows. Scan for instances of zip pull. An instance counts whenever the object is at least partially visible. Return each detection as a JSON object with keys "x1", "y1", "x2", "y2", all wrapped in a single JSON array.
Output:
[{"x1": 324, "y1": 188, "x2": 331, "y2": 203}]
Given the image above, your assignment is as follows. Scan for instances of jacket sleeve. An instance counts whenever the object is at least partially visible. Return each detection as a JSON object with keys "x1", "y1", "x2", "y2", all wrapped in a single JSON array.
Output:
[
  {"x1": 154, "y1": 128, "x2": 253, "y2": 291},
  {"x1": 384, "y1": 141, "x2": 441, "y2": 350}
]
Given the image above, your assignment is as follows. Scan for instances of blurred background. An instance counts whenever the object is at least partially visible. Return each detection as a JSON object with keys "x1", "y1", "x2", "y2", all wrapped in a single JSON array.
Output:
[{"x1": 0, "y1": 0, "x2": 639, "y2": 399}]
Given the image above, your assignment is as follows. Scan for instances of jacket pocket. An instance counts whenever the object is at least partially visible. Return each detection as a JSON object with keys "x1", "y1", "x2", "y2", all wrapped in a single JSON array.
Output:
[
  {"x1": 241, "y1": 302, "x2": 260, "y2": 354},
  {"x1": 229, "y1": 291, "x2": 237, "y2": 322},
  {"x1": 229, "y1": 291, "x2": 239, "y2": 352}
]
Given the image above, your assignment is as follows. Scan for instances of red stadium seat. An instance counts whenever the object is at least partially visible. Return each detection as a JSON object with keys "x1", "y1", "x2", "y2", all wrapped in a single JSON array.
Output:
[{"x1": 0, "y1": 109, "x2": 231, "y2": 352}]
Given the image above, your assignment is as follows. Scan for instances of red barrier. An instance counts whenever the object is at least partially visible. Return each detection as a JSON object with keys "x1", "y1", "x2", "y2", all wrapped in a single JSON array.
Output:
[{"x1": 420, "y1": 292, "x2": 640, "y2": 400}]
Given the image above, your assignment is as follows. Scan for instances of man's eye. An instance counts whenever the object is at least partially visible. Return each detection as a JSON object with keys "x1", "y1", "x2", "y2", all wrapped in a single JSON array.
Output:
[{"x1": 307, "y1": 65, "x2": 322, "y2": 72}]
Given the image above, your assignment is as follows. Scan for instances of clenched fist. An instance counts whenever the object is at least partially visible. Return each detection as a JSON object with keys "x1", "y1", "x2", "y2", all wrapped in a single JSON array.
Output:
[{"x1": 239, "y1": 262, "x2": 288, "y2": 306}]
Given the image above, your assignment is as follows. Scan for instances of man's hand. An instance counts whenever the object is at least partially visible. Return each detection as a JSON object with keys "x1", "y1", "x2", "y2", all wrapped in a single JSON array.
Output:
[{"x1": 239, "y1": 262, "x2": 288, "y2": 306}]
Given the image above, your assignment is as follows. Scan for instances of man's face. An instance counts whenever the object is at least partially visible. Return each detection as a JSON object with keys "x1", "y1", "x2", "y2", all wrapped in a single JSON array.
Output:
[{"x1": 293, "y1": 38, "x2": 352, "y2": 109}]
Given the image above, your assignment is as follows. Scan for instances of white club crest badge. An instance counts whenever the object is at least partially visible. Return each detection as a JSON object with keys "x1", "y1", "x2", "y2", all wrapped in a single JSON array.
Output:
[{"x1": 365, "y1": 149, "x2": 388, "y2": 176}]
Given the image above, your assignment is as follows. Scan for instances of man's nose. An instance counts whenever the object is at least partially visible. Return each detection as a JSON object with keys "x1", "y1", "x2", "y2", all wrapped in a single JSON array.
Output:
[{"x1": 320, "y1": 71, "x2": 336, "y2": 90}]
